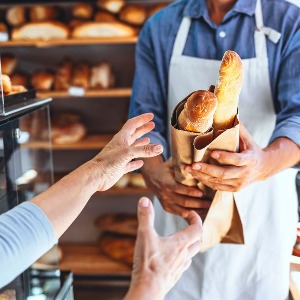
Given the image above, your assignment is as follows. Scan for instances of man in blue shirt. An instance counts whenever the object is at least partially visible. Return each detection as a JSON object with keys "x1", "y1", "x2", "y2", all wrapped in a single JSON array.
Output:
[{"x1": 129, "y1": 0, "x2": 300, "y2": 298}]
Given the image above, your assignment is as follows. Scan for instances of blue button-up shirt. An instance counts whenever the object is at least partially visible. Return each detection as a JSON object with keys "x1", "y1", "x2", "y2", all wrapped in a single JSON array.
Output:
[{"x1": 129, "y1": 0, "x2": 300, "y2": 159}]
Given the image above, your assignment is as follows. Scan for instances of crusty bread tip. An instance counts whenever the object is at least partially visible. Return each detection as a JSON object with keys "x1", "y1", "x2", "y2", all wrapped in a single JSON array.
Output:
[
  {"x1": 178, "y1": 90, "x2": 218, "y2": 133},
  {"x1": 213, "y1": 50, "x2": 243, "y2": 131}
]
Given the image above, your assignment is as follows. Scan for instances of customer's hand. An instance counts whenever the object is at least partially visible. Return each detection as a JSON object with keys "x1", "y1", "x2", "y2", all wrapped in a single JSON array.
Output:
[
  {"x1": 92, "y1": 113, "x2": 163, "y2": 191},
  {"x1": 142, "y1": 159, "x2": 211, "y2": 219},
  {"x1": 125, "y1": 197, "x2": 202, "y2": 300},
  {"x1": 185, "y1": 124, "x2": 267, "y2": 192}
]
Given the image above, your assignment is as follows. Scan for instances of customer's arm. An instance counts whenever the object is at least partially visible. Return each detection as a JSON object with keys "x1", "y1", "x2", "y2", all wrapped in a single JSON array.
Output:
[{"x1": 0, "y1": 113, "x2": 163, "y2": 288}]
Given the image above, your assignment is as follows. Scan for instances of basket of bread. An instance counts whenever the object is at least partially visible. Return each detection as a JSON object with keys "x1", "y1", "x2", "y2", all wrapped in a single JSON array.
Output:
[{"x1": 171, "y1": 50, "x2": 244, "y2": 251}]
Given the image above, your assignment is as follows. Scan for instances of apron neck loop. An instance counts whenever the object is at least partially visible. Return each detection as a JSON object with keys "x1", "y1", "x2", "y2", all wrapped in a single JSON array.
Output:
[{"x1": 171, "y1": 17, "x2": 191, "y2": 56}]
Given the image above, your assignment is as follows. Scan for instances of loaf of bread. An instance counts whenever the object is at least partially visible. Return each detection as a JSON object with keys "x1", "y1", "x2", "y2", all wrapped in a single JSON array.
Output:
[
  {"x1": 72, "y1": 21, "x2": 136, "y2": 38},
  {"x1": 6, "y1": 6, "x2": 26, "y2": 27},
  {"x1": 97, "y1": 0, "x2": 125, "y2": 13},
  {"x1": 10, "y1": 73, "x2": 28, "y2": 87},
  {"x1": 119, "y1": 5, "x2": 148, "y2": 26},
  {"x1": 54, "y1": 59, "x2": 73, "y2": 91},
  {"x1": 94, "y1": 11, "x2": 116, "y2": 22},
  {"x1": 8, "y1": 85, "x2": 27, "y2": 95},
  {"x1": 178, "y1": 90, "x2": 218, "y2": 133},
  {"x1": 90, "y1": 63, "x2": 114, "y2": 89},
  {"x1": 1, "y1": 74, "x2": 12, "y2": 94},
  {"x1": 31, "y1": 71, "x2": 54, "y2": 91},
  {"x1": 1, "y1": 55, "x2": 17, "y2": 75},
  {"x1": 72, "y1": 64, "x2": 90, "y2": 89},
  {"x1": 12, "y1": 22, "x2": 69, "y2": 41},
  {"x1": 213, "y1": 50, "x2": 243, "y2": 131},
  {"x1": 72, "y1": 3, "x2": 93, "y2": 20},
  {"x1": 52, "y1": 123, "x2": 86, "y2": 144},
  {"x1": 29, "y1": 6, "x2": 57, "y2": 21}
]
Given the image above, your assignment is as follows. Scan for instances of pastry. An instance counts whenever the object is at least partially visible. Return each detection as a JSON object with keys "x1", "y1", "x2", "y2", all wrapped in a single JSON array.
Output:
[
  {"x1": 72, "y1": 3, "x2": 93, "y2": 19},
  {"x1": 178, "y1": 90, "x2": 218, "y2": 133},
  {"x1": 94, "y1": 11, "x2": 116, "y2": 22},
  {"x1": 54, "y1": 59, "x2": 73, "y2": 91},
  {"x1": 0, "y1": 74, "x2": 12, "y2": 94},
  {"x1": 29, "y1": 6, "x2": 57, "y2": 21},
  {"x1": 10, "y1": 73, "x2": 28, "y2": 87},
  {"x1": 31, "y1": 71, "x2": 54, "y2": 91},
  {"x1": 71, "y1": 64, "x2": 90, "y2": 89},
  {"x1": 1, "y1": 55, "x2": 17, "y2": 76},
  {"x1": 119, "y1": 5, "x2": 148, "y2": 26},
  {"x1": 90, "y1": 62, "x2": 114, "y2": 89},
  {"x1": 213, "y1": 50, "x2": 243, "y2": 131},
  {"x1": 6, "y1": 6, "x2": 26, "y2": 27},
  {"x1": 97, "y1": 0, "x2": 125, "y2": 14},
  {"x1": 52, "y1": 123, "x2": 86, "y2": 144}
]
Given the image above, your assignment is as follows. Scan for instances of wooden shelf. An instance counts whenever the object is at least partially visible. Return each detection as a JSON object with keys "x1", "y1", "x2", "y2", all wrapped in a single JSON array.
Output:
[
  {"x1": 0, "y1": 37, "x2": 138, "y2": 48},
  {"x1": 59, "y1": 243, "x2": 132, "y2": 276},
  {"x1": 23, "y1": 134, "x2": 113, "y2": 150},
  {"x1": 37, "y1": 88, "x2": 132, "y2": 99}
]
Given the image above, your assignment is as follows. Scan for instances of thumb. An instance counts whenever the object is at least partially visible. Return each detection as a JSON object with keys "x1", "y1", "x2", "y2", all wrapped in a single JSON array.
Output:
[
  {"x1": 137, "y1": 197, "x2": 155, "y2": 229},
  {"x1": 239, "y1": 122, "x2": 254, "y2": 150}
]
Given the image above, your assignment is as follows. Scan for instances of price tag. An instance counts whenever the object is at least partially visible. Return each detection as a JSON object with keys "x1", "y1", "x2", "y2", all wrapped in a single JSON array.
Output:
[{"x1": 68, "y1": 86, "x2": 85, "y2": 97}]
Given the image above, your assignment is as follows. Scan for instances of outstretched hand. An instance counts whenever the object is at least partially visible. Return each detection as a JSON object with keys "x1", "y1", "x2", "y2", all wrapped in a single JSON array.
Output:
[{"x1": 93, "y1": 113, "x2": 163, "y2": 191}]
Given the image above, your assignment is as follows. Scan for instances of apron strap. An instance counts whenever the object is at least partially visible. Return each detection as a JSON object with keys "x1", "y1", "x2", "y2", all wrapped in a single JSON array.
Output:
[{"x1": 171, "y1": 17, "x2": 191, "y2": 56}]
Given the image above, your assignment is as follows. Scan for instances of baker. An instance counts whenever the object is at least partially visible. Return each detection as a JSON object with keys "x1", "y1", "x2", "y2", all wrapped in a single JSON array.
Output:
[{"x1": 129, "y1": 0, "x2": 300, "y2": 298}]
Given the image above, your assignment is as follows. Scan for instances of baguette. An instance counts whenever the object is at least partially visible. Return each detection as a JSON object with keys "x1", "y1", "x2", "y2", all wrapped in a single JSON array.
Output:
[
  {"x1": 178, "y1": 90, "x2": 218, "y2": 133},
  {"x1": 213, "y1": 50, "x2": 243, "y2": 131}
]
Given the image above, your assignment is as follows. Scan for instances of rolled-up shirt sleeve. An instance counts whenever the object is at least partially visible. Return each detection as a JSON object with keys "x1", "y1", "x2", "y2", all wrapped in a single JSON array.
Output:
[
  {"x1": 269, "y1": 19, "x2": 300, "y2": 155},
  {"x1": 0, "y1": 201, "x2": 56, "y2": 288},
  {"x1": 129, "y1": 18, "x2": 170, "y2": 160}
]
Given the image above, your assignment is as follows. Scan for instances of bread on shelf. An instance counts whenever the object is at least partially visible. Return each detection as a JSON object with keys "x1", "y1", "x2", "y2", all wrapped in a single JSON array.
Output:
[
  {"x1": 6, "y1": 6, "x2": 26, "y2": 27},
  {"x1": 119, "y1": 5, "x2": 148, "y2": 26},
  {"x1": 178, "y1": 90, "x2": 218, "y2": 133},
  {"x1": 1, "y1": 74, "x2": 12, "y2": 94},
  {"x1": 10, "y1": 73, "x2": 28, "y2": 87},
  {"x1": 94, "y1": 11, "x2": 117, "y2": 22},
  {"x1": 97, "y1": 0, "x2": 125, "y2": 14},
  {"x1": 52, "y1": 123, "x2": 86, "y2": 145},
  {"x1": 31, "y1": 71, "x2": 54, "y2": 91},
  {"x1": 9, "y1": 85, "x2": 27, "y2": 95},
  {"x1": 54, "y1": 59, "x2": 73, "y2": 91},
  {"x1": 213, "y1": 50, "x2": 243, "y2": 131},
  {"x1": 72, "y1": 3, "x2": 93, "y2": 20},
  {"x1": 29, "y1": 6, "x2": 57, "y2": 22},
  {"x1": 72, "y1": 21, "x2": 137, "y2": 38},
  {"x1": 71, "y1": 64, "x2": 90, "y2": 89},
  {"x1": 1, "y1": 55, "x2": 17, "y2": 76},
  {"x1": 12, "y1": 21, "x2": 69, "y2": 41},
  {"x1": 90, "y1": 62, "x2": 114, "y2": 89}
]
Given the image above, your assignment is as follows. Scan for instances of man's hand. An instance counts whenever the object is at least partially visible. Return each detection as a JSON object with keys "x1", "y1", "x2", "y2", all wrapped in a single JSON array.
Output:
[
  {"x1": 185, "y1": 124, "x2": 267, "y2": 192},
  {"x1": 124, "y1": 197, "x2": 202, "y2": 300},
  {"x1": 92, "y1": 113, "x2": 163, "y2": 191},
  {"x1": 142, "y1": 159, "x2": 211, "y2": 219}
]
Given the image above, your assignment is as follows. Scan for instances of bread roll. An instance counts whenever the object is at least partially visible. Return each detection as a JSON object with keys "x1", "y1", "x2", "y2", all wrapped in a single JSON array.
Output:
[
  {"x1": 1, "y1": 74, "x2": 12, "y2": 94},
  {"x1": 10, "y1": 73, "x2": 28, "y2": 87},
  {"x1": 71, "y1": 64, "x2": 90, "y2": 89},
  {"x1": 1, "y1": 55, "x2": 17, "y2": 76},
  {"x1": 52, "y1": 123, "x2": 86, "y2": 144},
  {"x1": 6, "y1": 6, "x2": 26, "y2": 27},
  {"x1": 94, "y1": 11, "x2": 116, "y2": 22},
  {"x1": 213, "y1": 50, "x2": 243, "y2": 131},
  {"x1": 31, "y1": 71, "x2": 54, "y2": 91},
  {"x1": 119, "y1": 5, "x2": 148, "y2": 26},
  {"x1": 12, "y1": 22, "x2": 69, "y2": 41},
  {"x1": 72, "y1": 3, "x2": 93, "y2": 20},
  {"x1": 178, "y1": 90, "x2": 218, "y2": 133},
  {"x1": 97, "y1": 0, "x2": 125, "y2": 14},
  {"x1": 72, "y1": 21, "x2": 136, "y2": 38},
  {"x1": 9, "y1": 85, "x2": 27, "y2": 94},
  {"x1": 54, "y1": 59, "x2": 73, "y2": 91},
  {"x1": 30, "y1": 6, "x2": 57, "y2": 21},
  {"x1": 90, "y1": 63, "x2": 114, "y2": 89}
]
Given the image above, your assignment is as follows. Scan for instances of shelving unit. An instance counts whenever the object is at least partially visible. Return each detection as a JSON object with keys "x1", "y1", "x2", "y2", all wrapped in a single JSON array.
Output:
[
  {"x1": 59, "y1": 243, "x2": 131, "y2": 276},
  {"x1": 37, "y1": 88, "x2": 132, "y2": 99}
]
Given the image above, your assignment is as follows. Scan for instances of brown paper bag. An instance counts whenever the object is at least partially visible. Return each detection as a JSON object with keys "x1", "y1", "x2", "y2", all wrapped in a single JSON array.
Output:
[{"x1": 171, "y1": 94, "x2": 244, "y2": 251}]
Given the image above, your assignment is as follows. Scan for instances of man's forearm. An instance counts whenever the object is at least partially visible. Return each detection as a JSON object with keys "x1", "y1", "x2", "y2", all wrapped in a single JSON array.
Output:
[{"x1": 261, "y1": 137, "x2": 300, "y2": 180}]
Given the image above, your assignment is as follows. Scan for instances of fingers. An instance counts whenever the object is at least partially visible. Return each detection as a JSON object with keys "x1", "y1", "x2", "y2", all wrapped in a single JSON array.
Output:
[
  {"x1": 126, "y1": 160, "x2": 144, "y2": 172},
  {"x1": 131, "y1": 122, "x2": 155, "y2": 143},
  {"x1": 131, "y1": 137, "x2": 150, "y2": 147},
  {"x1": 137, "y1": 197, "x2": 155, "y2": 229},
  {"x1": 173, "y1": 183, "x2": 203, "y2": 198},
  {"x1": 172, "y1": 194, "x2": 211, "y2": 209},
  {"x1": 122, "y1": 113, "x2": 154, "y2": 137},
  {"x1": 129, "y1": 144, "x2": 163, "y2": 159},
  {"x1": 187, "y1": 210, "x2": 203, "y2": 227},
  {"x1": 188, "y1": 241, "x2": 201, "y2": 257}
]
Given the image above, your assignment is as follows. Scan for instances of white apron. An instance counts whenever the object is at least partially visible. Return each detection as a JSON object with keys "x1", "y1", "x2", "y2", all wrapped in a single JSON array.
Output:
[{"x1": 154, "y1": 0, "x2": 298, "y2": 298}]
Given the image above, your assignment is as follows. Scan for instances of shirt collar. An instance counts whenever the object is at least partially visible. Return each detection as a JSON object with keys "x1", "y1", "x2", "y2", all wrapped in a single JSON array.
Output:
[{"x1": 183, "y1": 0, "x2": 257, "y2": 19}]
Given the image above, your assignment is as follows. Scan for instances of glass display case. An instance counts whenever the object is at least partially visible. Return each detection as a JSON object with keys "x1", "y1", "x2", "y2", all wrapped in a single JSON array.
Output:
[{"x1": 0, "y1": 60, "x2": 73, "y2": 299}]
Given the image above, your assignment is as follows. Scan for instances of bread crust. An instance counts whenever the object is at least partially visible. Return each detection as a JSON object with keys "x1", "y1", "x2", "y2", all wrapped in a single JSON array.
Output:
[
  {"x1": 119, "y1": 5, "x2": 148, "y2": 26},
  {"x1": 178, "y1": 90, "x2": 218, "y2": 133},
  {"x1": 213, "y1": 50, "x2": 243, "y2": 131},
  {"x1": 1, "y1": 74, "x2": 12, "y2": 94},
  {"x1": 97, "y1": 0, "x2": 125, "y2": 14}
]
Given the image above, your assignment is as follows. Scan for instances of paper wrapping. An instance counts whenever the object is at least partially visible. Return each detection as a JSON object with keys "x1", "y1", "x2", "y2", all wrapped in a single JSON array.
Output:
[{"x1": 171, "y1": 94, "x2": 244, "y2": 251}]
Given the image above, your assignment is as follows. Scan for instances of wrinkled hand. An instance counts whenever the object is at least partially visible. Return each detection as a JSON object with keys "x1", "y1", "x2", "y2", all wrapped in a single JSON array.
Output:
[
  {"x1": 93, "y1": 113, "x2": 163, "y2": 191},
  {"x1": 125, "y1": 197, "x2": 202, "y2": 300},
  {"x1": 143, "y1": 159, "x2": 211, "y2": 219},
  {"x1": 185, "y1": 124, "x2": 267, "y2": 192}
]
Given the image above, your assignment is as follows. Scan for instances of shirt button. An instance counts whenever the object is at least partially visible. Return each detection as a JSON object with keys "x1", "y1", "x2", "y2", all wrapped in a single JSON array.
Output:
[{"x1": 219, "y1": 31, "x2": 226, "y2": 38}]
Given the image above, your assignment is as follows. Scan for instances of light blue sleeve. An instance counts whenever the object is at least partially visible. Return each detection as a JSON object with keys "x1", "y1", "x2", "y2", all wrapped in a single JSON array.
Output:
[{"x1": 0, "y1": 201, "x2": 57, "y2": 288}]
